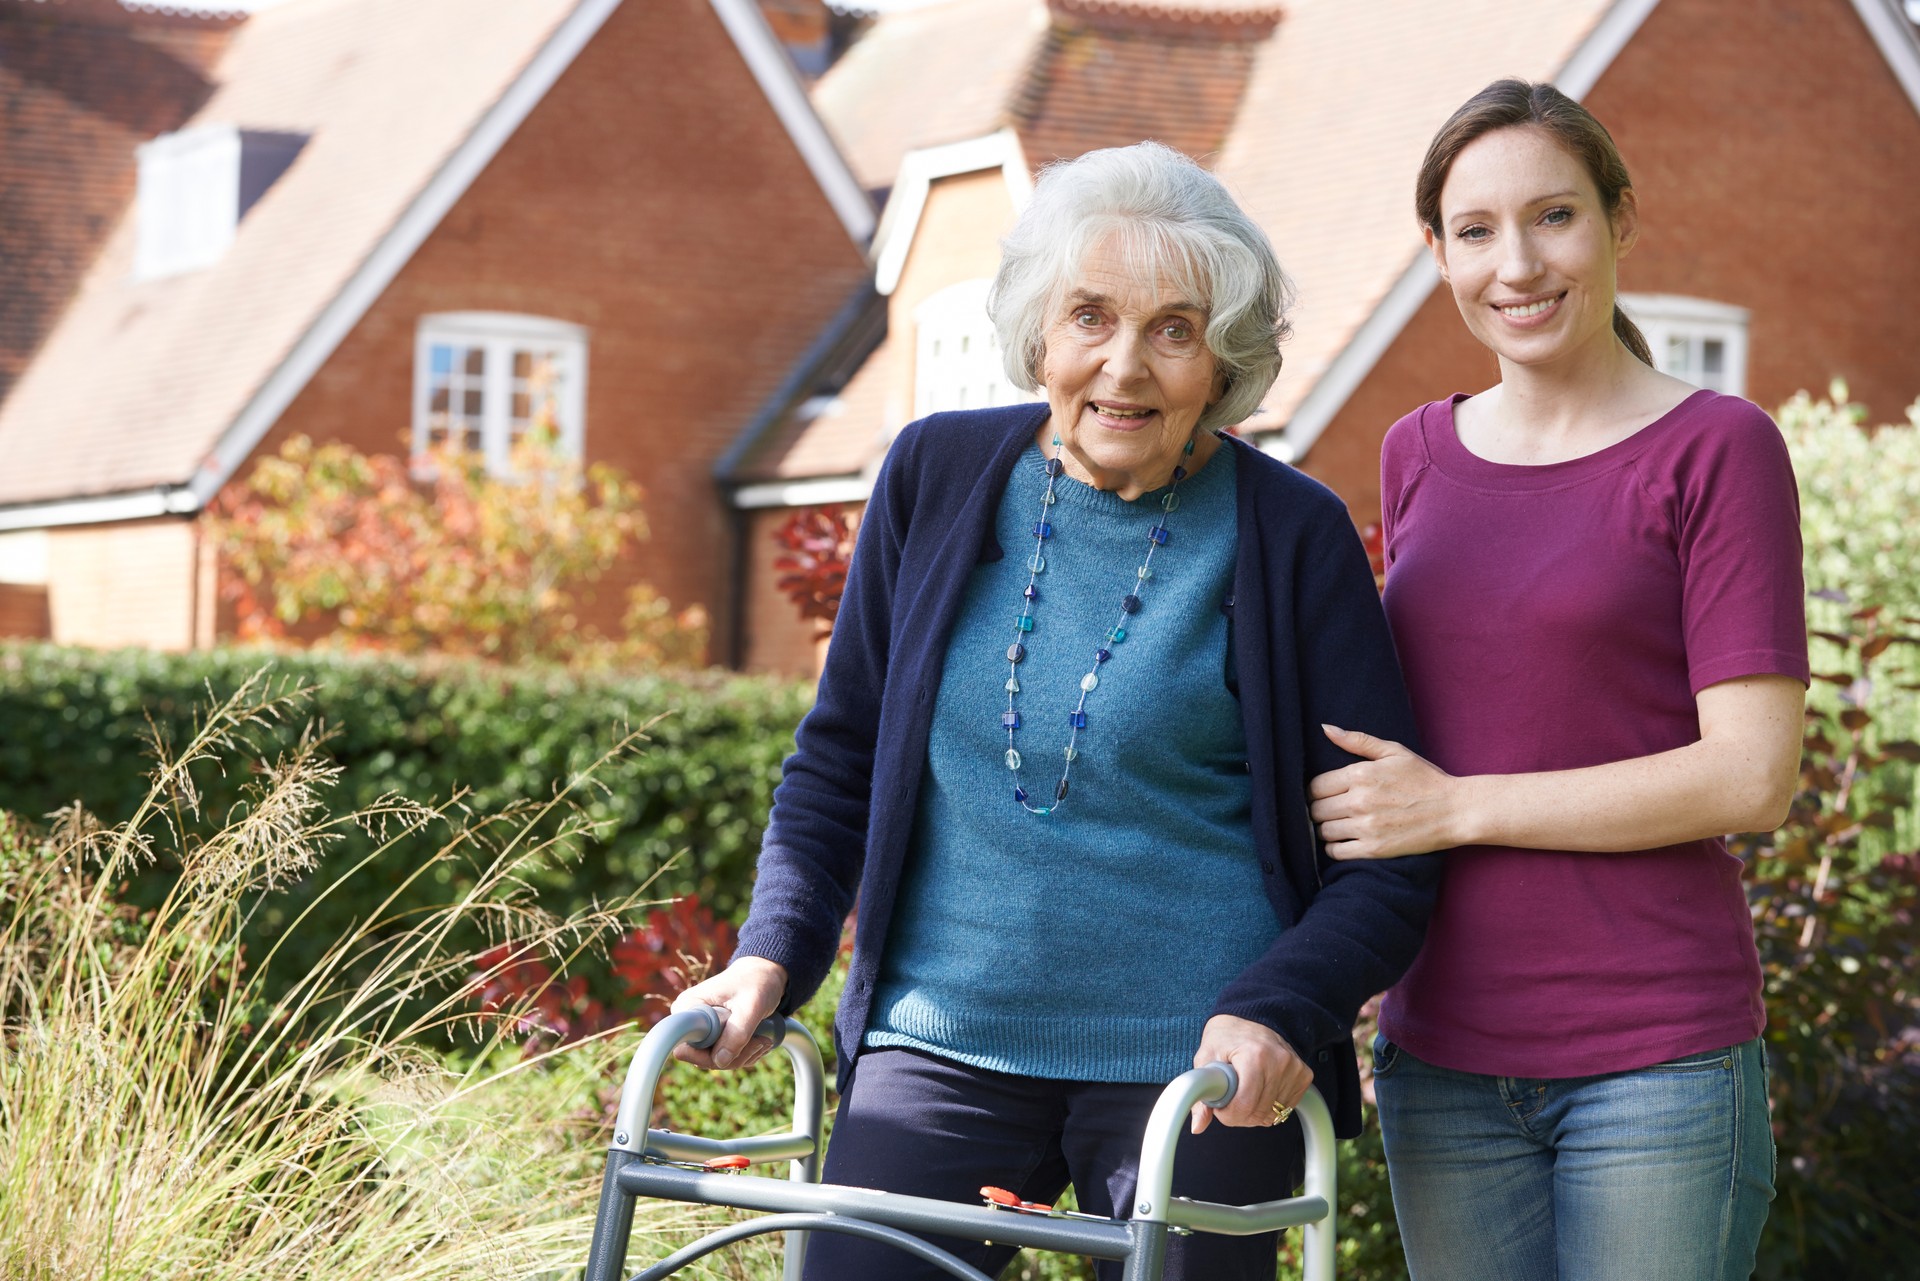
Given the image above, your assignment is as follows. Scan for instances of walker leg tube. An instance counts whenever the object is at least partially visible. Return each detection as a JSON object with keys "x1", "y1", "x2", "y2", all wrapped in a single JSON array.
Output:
[
  {"x1": 782, "y1": 1021, "x2": 826, "y2": 1281},
  {"x1": 583, "y1": 1150, "x2": 640, "y2": 1281},
  {"x1": 1297, "y1": 1088, "x2": 1337, "y2": 1281},
  {"x1": 1120, "y1": 1219, "x2": 1168, "y2": 1281}
]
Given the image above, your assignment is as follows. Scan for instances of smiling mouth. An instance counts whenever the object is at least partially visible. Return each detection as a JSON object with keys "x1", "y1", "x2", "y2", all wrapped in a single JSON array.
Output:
[
  {"x1": 1496, "y1": 293, "x2": 1564, "y2": 319},
  {"x1": 1091, "y1": 402, "x2": 1155, "y2": 421}
]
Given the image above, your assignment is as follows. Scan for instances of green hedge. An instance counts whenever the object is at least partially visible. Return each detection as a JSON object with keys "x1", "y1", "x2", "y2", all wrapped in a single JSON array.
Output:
[{"x1": 0, "y1": 642, "x2": 812, "y2": 980}]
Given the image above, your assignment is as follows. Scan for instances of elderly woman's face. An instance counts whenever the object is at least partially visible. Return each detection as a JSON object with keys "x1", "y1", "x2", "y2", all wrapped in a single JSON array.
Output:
[{"x1": 1040, "y1": 236, "x2": 1223, "y2": 498}]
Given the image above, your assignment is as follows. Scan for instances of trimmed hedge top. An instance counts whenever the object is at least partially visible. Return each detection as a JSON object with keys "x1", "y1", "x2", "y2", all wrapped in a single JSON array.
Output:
[{"x1": 0, "y1": 643, "x2": 812, "y2": 976}]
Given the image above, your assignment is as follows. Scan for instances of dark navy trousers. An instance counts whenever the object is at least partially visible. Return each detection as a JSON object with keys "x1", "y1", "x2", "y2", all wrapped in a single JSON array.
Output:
[{"x1": 801, "y1": 1047, "x2": 1305, "y2": 1281}]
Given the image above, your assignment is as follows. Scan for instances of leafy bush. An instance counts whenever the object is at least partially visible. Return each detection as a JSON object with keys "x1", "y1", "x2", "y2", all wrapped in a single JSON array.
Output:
[
  {"x1": 213, "y1": 428, "x2": 707, "y2": 666},
  {"x1": 0, "y1": 643, "x2": 812, "y2": 999},
  {"x1": 1740, "y1": 387, "x2": 1920, "y2": 1279}
]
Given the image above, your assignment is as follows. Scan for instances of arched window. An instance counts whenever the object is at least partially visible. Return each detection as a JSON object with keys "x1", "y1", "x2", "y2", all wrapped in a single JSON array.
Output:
[
  {"x1": 913, "y1": 279, "x2": 1024, "y2": 420},
  {"x1": 412, "y1": 313, "x2": 588, "y2": 474},
  {"x1": 1620, "y1": 295, "x2": 1749, "y2": 396}
]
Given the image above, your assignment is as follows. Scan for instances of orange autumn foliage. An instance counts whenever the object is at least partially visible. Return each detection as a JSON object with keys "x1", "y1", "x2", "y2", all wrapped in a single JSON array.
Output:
[{"x1": 212, "y1": 430, "x2": 706, "y2": 666}]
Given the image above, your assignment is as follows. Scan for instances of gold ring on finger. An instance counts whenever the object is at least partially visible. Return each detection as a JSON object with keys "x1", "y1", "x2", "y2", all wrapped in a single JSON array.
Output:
[{"x1": 1270, "y1": 1101, "x2": 1293, "y2": 1125}]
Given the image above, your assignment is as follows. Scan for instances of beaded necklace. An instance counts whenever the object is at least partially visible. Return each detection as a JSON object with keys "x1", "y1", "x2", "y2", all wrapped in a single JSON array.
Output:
[{"x1": 1002, "y1": 434, "x2": 1195, "y2": 815}]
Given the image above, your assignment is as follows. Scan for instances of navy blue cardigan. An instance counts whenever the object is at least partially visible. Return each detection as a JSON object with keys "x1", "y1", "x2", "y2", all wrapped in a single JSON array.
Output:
[{"x1": 735, "y1": 404, "x2": 1440, "y2": 1138}]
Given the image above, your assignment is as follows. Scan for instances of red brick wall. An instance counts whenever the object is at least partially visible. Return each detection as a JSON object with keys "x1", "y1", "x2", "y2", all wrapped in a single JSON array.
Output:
[
  {"x1": 0, "y1": 582, "x2": 51, "y2": 639},
  {"x1": 1304, "y1": 0, "x2": 1920, "y2": 517},
  {"x1": 252, "y1": 0, "x2": 871, "y2": 661},
  {"x1": 45, "y1": 517, "x2": 200, "y2": 650}
]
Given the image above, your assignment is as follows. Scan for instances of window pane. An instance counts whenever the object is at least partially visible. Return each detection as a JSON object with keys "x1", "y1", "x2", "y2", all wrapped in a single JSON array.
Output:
[
  {"x1": 1702, "y1": 339, "x2": 1725, "y2": 376},
  {"x1": 430, "y1": 387, "x2": 449, "y2": 413},
  {"x1": 430, "y1": 344, "x2": 453, "y2": 376},
  {"x1": 512, "y1": 350, "x2": 532, "y2": 378},
  {"x1": 1665, "y1": 334, "x2": 1691, "y2": 377},
  {"x1": 512, "y1": 391, "x2": 530, "y2": 420},
  {"x1": 463, "y1": 347, "x2": 486, "y2": 376},
  {"x1": 462, "y1": 389, "x2": 484, "y2": 416}
]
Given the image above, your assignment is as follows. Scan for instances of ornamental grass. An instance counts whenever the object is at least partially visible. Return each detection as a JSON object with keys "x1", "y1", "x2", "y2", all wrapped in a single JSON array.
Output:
[{"x1": 0, "y1": 672, "x2": 764, "y2": 1281}]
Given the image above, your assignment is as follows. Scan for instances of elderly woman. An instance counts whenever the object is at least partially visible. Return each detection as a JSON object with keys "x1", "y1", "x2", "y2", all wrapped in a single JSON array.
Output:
[{"x1": 675, "y1": 141, "x2": 1439, "y2": 1281}]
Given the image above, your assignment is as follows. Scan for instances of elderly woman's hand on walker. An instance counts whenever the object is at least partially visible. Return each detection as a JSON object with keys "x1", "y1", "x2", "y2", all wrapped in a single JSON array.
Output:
[
  {"x1": 1188, "y1": 1014, "x2": 1312, "y2": 1134},
  {"x1": 670, "y1": 956, "x2": 789, "y2": 1072}
]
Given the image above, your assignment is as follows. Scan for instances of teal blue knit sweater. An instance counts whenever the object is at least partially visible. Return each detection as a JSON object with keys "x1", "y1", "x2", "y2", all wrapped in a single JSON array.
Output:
[{"x1": 865, "y1": 442, "x2": 1280, "y2": 1082}]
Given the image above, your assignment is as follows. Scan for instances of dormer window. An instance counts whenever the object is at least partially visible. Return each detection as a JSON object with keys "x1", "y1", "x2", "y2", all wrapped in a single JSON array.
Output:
[
  {"x1": 135, "y1": 125, "x2": 305, "y2": 281},
  {"x1": 913, "y1": 278, "x2": 1023, "y2": 419}
]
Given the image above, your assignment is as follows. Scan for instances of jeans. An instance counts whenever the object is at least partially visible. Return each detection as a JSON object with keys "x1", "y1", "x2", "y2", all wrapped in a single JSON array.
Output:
[
  {"x1": 1371, "y1": 1036, "x2": 1774, "y2": 1281},
  {"x1": 800, "y1": 1047, "x2": 1304, "y2": 1281}
]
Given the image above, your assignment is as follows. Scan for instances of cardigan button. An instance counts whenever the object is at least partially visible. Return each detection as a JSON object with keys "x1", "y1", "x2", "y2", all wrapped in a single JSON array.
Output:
[{"x1": 1259, "y1": 860, "x2": 1275, "y2": 874}]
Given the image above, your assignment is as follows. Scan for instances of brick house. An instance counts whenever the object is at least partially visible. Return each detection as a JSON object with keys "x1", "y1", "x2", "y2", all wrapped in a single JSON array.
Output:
[
  {"x1": 724, "y1": 0, "x2": 1920, "y2": 675},
  {"x1": 0, "y1": 0, "x2": 873, "y2": 653}
]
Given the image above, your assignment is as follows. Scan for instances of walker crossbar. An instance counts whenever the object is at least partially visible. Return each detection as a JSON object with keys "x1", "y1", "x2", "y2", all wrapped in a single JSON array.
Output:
[
  {"x1": 583, "y1": 1005, "x2": 1339, "y2": 1281},
  {"x1": 627, "y1": 1213, "x2": 1000, "y2": 1281}
]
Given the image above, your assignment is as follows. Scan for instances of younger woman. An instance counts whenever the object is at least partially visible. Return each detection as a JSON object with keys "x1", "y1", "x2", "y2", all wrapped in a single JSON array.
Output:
[{"x1": 1307, "y1": 80, "x2": 1807, "y2": 1281}]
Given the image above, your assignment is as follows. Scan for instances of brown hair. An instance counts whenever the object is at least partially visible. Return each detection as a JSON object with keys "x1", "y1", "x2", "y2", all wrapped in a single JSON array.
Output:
[{"x1": 1415, "y1": 78, "x2": 1653, "y2": 366}]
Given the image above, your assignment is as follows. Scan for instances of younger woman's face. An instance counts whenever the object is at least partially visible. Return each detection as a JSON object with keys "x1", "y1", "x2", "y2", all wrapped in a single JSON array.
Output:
[{"x1": 1426, "y1": 125, "x2": 1638, "y2": 371}]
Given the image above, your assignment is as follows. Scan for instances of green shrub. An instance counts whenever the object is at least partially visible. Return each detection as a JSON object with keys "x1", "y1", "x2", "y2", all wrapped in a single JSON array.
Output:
[
  {"x1": 0, "y1": 643, "x2": 812, "y2": 997},
  {"x1": 1745, "y1": 386, "x2": 1920, "y2": 1279}
]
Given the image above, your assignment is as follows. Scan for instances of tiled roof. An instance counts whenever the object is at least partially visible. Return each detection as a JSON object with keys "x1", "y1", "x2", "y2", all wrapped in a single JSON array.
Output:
[
  {"x1": 0, "y1": 0, "x2": 578, "y2": 507},
  {"x1": 1012, "y1": 1, "x2": 1274, "y2": 169},
  {"x1": 763, "y1": 0, "x2": 1617, "y2": 478},
  {"x1": 0, "y1": 1, "x2": 238, "y2": 404},
  {"x1": 728, "y1": 287, "x2": 891, "y2": 483},
  {"x1": 811, "y1": 0, "x2": 1046, "y2": 191}
]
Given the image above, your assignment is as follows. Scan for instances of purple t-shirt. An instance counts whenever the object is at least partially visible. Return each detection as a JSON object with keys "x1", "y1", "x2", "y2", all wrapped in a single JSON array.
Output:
[{"x1": 1376, "y1": 390, "x2": 1809, "y2": 1079}]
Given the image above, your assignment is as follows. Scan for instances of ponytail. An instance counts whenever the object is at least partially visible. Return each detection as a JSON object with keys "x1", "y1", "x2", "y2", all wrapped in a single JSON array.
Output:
[{"x1": 1613, "y1": 304, "x2": 1653, "y2": 367}]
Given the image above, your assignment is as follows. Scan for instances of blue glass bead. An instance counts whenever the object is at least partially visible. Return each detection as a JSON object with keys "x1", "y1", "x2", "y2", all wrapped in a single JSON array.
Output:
[
  {"x1": 1005, "y1": 677, "x2": 1020, "y2": 692},
  {"x1": 1183, "y1": 439, "x2": 1194, "y2": 455},
  {"x1": 1064, "y1": 745, "x2": 1077, "y2": 762},
  {"x1": 1068, "y1": 711, "x2": 1087, "y2": 729},
  {"x1": 1108, "y1": 626, "x2": 1128, "y2": 643},
  {"x1": 1044, "y1": 490, "x2": 1056, "y2": 505},
  {"x1": 1121, "y1": 594, "x2": 1141, "y2": 614},
  {"x1": 1043, "y1": 458, "x2": 1063, "y2": 477},
  {"x1": 1138, "y1": 565, "x2": 1152, "y2": 580},
  {"x1": 1023, "y1": 585, "x2": 1037, "y2": 599},
  {"x1": 1172, "y1": 465, "x2": 1186, "y2": 482},
  {"x1": 1080, "y1": 672, "x2": 1098, "y2": 692},
  {"x1": 1015, "y1": 786, "x2": 1028, "y2": 803},
  {"x1": 1015, "y1": 615, "x2": 1033, "y2": 632},
  {"x1": 1149, "y1": 527, "x2": 1169, "y2": 546},
  {"x1": 1006, "y1": 748, "x2": 1021, "y2": 769},
  {"x1": 1029, "y1": 553, "x2": 1047, "y2": 573},
  {"x1": 1003, "y1": 711, "x2": 1022, "y2": 729},
  {"x1": 1095, "y1": 648, "x2": 1111, "y2": 663},
  {"x1": 1008, "y1": 643, "x2": 1026, "y2": 663},
  {"x1": 1162, "y1": 492, "x2": 1179, "y2": 513},
  {"x1": 1055, "y1": 778, "x2": 1070, "y2": 802},
  {"x1": 1033, "y1": 521, "x2": 1052, "y2": 539}
]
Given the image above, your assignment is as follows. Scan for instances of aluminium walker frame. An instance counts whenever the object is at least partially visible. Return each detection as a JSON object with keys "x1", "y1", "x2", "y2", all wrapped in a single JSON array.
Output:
[{"x1": 583, "y1": 1006, "x2": 1339, "y2": 1281}]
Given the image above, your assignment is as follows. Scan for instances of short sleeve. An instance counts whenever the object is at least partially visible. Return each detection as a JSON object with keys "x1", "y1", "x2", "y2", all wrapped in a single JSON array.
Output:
[
  {"x1": 1672, "y1": 402, "x2": 1811, "y2": 694},
  {"x1": 1378, "y1": 404, "x2": 1433, "y2": 570}
]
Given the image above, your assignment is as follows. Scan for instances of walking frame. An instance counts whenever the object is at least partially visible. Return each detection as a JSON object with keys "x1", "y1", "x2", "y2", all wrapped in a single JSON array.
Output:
[{"x1": 584, "y1": 1006, "x2": 1339, "y2": 1281}]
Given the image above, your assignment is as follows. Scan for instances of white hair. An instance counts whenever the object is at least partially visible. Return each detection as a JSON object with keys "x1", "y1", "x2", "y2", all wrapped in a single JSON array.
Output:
[{"x1": 987, "y1": 141, "x2": 1293, "y2": 431}]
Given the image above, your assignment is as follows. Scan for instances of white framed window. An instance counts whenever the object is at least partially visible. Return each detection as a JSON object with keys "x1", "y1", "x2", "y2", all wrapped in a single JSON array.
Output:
[
  {"x1": 136, "y1": 125, "x2": 303, "y2": 280},
  {"x1": 913, "y1": 279, "x2": 1024, "y2": 420},
  {"x1": 1620, "y1": 294, "x2": 1749, "y2": 396},
  {"x1": 412, "y1": 313, "x2": 588, "y2": 476}
]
